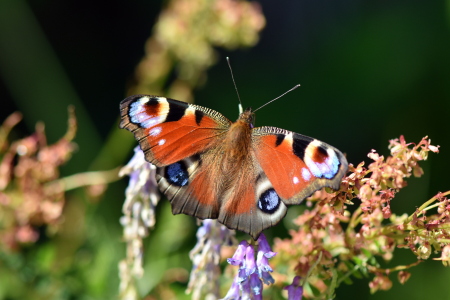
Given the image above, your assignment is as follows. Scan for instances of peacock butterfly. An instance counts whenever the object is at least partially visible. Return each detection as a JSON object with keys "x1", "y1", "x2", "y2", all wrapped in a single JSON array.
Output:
[{"x1": 119, "y1": 91, "x2": 348, "y2": 239}]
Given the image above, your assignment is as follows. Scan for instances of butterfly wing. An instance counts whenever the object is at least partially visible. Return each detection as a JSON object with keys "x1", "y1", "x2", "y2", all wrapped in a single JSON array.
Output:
[
  {"x1": 120, "y1": 95, "x2": 231, "y2": 166},
  {"x1": 198, "y1": 126, "x2": 348, "y2": 240},
  {"x1": 120, "y1": 95, "x2": 233, "y2": 221},
  {"x1": 252, "y1": 126, "x2": 348, "y2": 205}
]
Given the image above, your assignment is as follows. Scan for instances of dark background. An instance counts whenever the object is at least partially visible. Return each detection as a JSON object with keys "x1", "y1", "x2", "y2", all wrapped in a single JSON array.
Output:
[{"x1": 0, "y1": 0, "x2": 449, "y2": 299}]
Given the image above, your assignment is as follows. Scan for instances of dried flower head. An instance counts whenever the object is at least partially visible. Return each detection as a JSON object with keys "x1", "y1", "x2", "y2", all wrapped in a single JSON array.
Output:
[
  {"x1": 129, "y1": 0, "x2": 265, "y2": 99},
  {"x1": 0, "y1": 109, "x2": 76, "y2": 251}
]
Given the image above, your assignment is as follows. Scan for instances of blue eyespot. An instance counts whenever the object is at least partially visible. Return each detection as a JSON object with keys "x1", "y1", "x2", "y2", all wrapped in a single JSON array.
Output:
[
  {"x1": 165, "y1": 162, "x2": 189, "y2": 187},
  {"x1": 258, "y1": 188, "x2": 280, "y2": 214}
]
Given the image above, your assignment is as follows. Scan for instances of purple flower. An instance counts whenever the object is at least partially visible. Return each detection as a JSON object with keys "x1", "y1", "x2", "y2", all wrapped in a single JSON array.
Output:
[
  {"x1": 243, "y1": 243, "x2": 257, "y2": 277},
  {"x1": 249, "y1": 272, "x2": 263, "y2": 297},
  {"x1": 223, "y1": 276, "x2": 241, "y2": 300},
  {"x1": 284, "y1": 276, "x2": 303, "y2": 300},
  {"x1": 118, "y1": 146, "x2": 160, "y2": 294},
  {"x1": 228, "y1": 240, "x2": 249, "y2": 266},
  {"x1": 120, "y1": 147, "x2": 159, "y2": 226},
  {"x1": 187, "y1": 219, "x2": 235, "y2": 300},
  {"x1": 256, "y1": 235, "x2": 276, "y2": 284},
  {"x1": 222, "y1": 233, "x2": 276, "y2": 300}
]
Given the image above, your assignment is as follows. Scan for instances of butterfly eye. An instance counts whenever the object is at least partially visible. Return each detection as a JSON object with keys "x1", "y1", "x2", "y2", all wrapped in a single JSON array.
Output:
[
  {"x1": 258, "y1": 188, "x2": 281, "y2": 214},
  {"x1": 165, "y1": 162, "x2": 189, "y2": 187},
  {"x1": 245, "y1": 115, "x2": 254, "y2": 128}
]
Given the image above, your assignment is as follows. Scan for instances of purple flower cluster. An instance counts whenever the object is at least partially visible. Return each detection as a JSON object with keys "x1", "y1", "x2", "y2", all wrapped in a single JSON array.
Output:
[
  {"x1": 223, "y1": 234, "x2": 276, "y2": 300},
  {"x1": 119, "y1": 146, "x2": 160, "y2": 296},
  {"x1": 187, "y1": 219, "x2": 235, "y2": 300},
  {"x1": 284, "y1": 276, "x2": 303, "y2": 300}
]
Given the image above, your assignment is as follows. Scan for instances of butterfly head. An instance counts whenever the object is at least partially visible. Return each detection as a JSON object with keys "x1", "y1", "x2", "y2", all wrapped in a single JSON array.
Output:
[{"x1": 238, "y1": 107, "x2": 255, "y2": 128}]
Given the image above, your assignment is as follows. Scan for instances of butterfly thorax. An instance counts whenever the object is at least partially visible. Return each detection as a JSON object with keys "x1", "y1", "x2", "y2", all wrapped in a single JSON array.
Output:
[
  {"x1": 223, "y1": 116, "x2": 252, "y2": 163},
  {"x1": 207, "y1": 113, "x2": 252, "y2": 198}
]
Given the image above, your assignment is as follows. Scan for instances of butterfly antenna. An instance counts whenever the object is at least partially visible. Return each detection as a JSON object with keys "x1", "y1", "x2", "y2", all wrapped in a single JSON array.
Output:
[
  {"x1": 253, "y1": 84, "x2": 301, "y2": 113},
  {"x1": 226, "y1": 57, "x2": 244, "y2": 114}
]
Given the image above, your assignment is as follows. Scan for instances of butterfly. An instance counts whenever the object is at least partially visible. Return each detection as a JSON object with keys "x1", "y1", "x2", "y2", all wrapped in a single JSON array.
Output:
[{"x1": 120, "y1": 94, "x2": 348, "y2": 239}]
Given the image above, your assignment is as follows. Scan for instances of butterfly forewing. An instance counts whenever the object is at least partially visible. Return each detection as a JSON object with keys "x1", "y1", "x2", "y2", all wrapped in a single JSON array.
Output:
[
  {"x1": 252, "y1": 126, "x2": 348, "y2": 205},
  {"x1": 120, "y1": 95, "x2": 231, "y2": 166}
]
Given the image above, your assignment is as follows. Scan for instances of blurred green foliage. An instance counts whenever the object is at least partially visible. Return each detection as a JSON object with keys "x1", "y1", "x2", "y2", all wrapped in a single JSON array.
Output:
[{"x1": 0, "y1": 0, "x2": 449, "y2": 299}]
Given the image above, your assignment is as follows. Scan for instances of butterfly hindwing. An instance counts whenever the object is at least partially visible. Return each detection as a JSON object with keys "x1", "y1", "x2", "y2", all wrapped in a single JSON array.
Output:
[
  {"x1": 156, "y1": 151, "x2": 288, "y2": 239},
  {"x1": 217, "y1": 167, "x2": 288, "y2": 239},
  {"x1": 252, "y1": 126, "x2": 348, "y2": 205},
  {"x1": 156, "y1": 154, "x2": 221, "y2": 220},
  {"x1": 120, "y1": 95, "x2": 231, "y2": 166}
]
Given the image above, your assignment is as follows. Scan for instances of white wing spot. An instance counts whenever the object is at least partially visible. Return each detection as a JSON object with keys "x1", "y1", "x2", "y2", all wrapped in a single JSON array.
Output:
[
  {"x1": 293, "y1": 176, "x2": 299, "y2": 184},
  {"x1": 302, "y1": 168, "x2": 311, "y2": 181},
  {"x1": 150, "y1": 126, "x2": 162, "y2": 136},
  {"x1": 158, "y1": 139, "x2": 166, "y2": 146}
]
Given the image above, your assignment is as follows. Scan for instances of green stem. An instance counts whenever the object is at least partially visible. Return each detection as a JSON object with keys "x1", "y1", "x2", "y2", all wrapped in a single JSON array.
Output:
[
  {"x1": 327, "y1": 268, "x2": 338, "y2": 300},
  {"x1": 336, "y1": 264, "x2": 361, "y2": 287},
  {"x1": 44, "y1": 167, "x2": 121, "y2": 194},
  {"x1": 347, "y1": 206, "x2": 363, "y2": 234},
  {"x1": 412, "y1": 190, "x2": 450, "y2": 219},
  {"x1": 422, "y1": 202, "x2": 442, "y2": 212},
  {"x1": 367, "y1": 260, "x2": 421, "y2": 274},
  {"x1": 301, "y1": 251, "x2": 323, "y2": 286}
]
